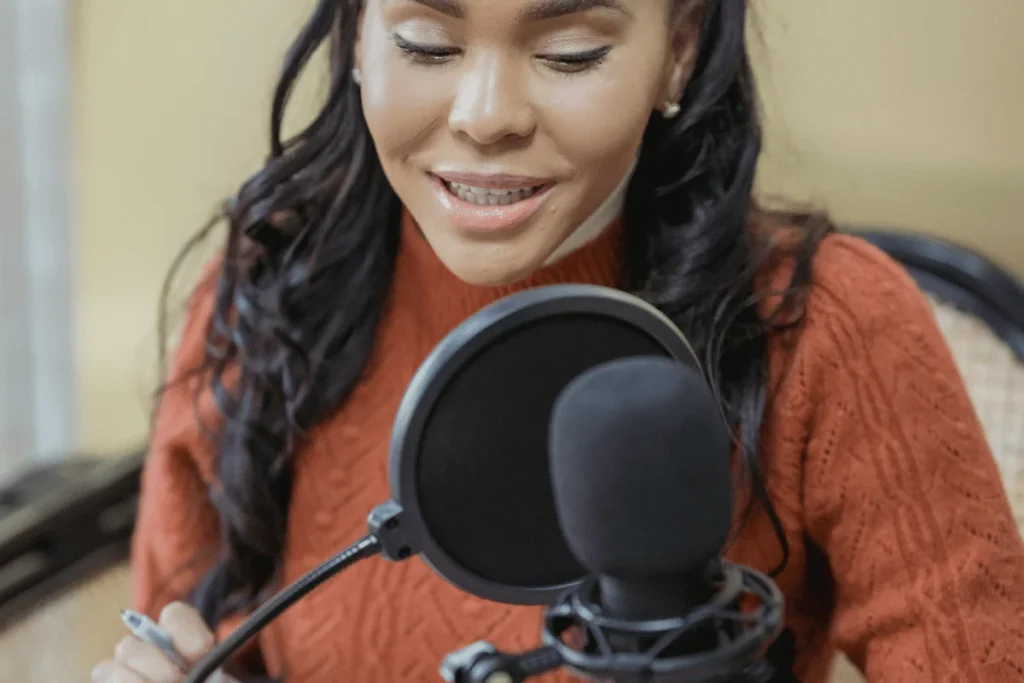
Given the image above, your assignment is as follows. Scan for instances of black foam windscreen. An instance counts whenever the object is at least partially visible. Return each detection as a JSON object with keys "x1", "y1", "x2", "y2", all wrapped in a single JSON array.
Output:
[
  {"x1": 387, "y1": 285, "x2": 699, "y2": 604},
  {"x1": 549, "y1": 356, "x2": 734, "y2": 580}
]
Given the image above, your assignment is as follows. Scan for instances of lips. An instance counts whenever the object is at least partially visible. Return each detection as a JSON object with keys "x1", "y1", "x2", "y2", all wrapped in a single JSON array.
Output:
[{"x1": 430, "y1": 171, "x2": 554, "y2": 234}]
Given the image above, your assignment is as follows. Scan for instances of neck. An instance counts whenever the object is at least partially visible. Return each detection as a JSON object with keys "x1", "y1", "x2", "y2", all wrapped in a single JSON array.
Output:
[{"x1": 543, "y1": 155, "x2": 638, "y2": 266}]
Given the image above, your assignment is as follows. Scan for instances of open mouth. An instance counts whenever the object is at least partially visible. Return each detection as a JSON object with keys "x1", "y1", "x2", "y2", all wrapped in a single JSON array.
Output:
[
  {"x1": 441, "y1": 180, "x2": 546, "y2": 206},
  {"x1": 430, "y1": 172, "x2": 555, "y2": 233}
]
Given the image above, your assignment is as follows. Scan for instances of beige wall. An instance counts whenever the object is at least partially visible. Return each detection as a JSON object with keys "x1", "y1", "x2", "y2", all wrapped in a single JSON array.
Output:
[
  {"x1": 754, "y1": 0, "x2": 1023, "y2": 268},
  {"x1": 73, "y1": 0, "x2": 1024, "y2": 454},
  {"x1": 73, "y1": 0, "x2": 319, "y2": 453}
]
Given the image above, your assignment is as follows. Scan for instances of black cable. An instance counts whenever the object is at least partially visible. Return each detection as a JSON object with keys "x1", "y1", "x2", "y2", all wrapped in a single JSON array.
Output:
[{"x1": 184, "y1": 534, "x2": 383, "y2": 683}]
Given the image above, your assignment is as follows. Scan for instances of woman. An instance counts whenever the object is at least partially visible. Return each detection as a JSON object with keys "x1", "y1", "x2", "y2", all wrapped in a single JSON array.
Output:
[{"x1": 93, "y1": 0, "x2": 1024, "y2": 682}]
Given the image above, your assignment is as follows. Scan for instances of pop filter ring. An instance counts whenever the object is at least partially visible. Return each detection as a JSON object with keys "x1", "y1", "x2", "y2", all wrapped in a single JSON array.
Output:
[{"x1": 372, "y1": 284, "x2": 701, "y2": 606}]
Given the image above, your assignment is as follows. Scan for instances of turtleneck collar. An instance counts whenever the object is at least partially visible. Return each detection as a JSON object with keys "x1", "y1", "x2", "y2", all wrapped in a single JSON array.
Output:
[{"x1": 388, "y1": 209, "x2": 625, "y2": 344}]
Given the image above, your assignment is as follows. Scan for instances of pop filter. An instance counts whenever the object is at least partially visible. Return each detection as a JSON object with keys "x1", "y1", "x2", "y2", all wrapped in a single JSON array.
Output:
[
  {"x1": 374, "y1": 283, "x2": 700, "y2": 604},
  {"x1": 185, "y1": 284, "x2": 699, "y2": 683}
]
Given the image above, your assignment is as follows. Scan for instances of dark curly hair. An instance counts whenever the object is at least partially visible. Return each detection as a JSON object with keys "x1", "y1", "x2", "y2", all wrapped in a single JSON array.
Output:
[{"x1": 157, "y1": 0, "x2": 830, "y2": 630}]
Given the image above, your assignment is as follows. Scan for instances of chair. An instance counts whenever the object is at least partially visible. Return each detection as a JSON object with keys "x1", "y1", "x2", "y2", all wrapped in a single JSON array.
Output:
[{"x1": 854, "y1": 230, "x2": 1024, "y2": 360}]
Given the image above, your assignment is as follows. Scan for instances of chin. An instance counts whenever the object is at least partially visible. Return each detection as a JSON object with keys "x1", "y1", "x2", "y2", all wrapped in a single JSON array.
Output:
[
  {"x1": 435, "y1": 243, "x2": 547, "y2": 288},
  {"x1": 447, "y1": 260, "x2": 541, "y2": 288}
]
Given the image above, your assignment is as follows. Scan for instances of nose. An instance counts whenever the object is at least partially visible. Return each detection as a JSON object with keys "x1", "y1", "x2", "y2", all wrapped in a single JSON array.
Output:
[{"x1": 448, "y1": 53, "x2": 535, "y2": 146}]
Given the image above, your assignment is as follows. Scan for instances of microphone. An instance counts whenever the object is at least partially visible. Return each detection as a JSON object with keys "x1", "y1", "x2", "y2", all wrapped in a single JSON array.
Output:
[
  {"x1": 442, "y1": 357, "x2": 788, "y2": 683},
  {"x1": 549, "y1": 355, "x2": 734, "y2": 623},
  {"x1": 183, "y1": 285, "x2": 701, "y2": 683}
]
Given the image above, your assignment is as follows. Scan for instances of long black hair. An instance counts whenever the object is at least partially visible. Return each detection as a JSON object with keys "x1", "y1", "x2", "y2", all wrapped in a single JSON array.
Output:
[{"x1": 158, "y1": 0, "x2": 830, "y2": 629}]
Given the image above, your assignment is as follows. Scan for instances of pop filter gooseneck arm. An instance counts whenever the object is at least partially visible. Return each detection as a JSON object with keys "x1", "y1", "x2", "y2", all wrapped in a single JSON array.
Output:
[
  {"x1": 182, "y1": 285, "x2": 698, "y2": 683},
  {"x1": 184, "y1": 501, "x2": 418, "y2": 683},
  {"x1": 183, "y1": 534, "x2": 384, "y2": 683}
]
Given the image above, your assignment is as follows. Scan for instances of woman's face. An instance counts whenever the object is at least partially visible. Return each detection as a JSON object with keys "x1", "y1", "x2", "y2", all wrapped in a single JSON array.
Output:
[{"x1": 357, "y1": 0, "x2": 696, "y2": 285}]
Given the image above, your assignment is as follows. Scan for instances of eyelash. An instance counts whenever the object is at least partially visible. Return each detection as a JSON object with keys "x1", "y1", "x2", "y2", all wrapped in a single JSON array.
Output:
[{"x1": 392, "y1": 34, "x2": 612, "y2": 75}]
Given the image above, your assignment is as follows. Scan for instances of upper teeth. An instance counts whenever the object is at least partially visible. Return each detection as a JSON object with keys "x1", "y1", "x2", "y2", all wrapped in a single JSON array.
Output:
[{"x1": 446, "y1": 181, "x2": 542, "y2": 206}]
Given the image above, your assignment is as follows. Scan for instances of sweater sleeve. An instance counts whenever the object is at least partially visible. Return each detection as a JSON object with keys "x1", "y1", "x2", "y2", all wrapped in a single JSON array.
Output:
[
  {"x1": 131, "y1": 411, "x2": 221, "y2": 618},
  {"x1": 131, "y1": 265, "x2": 271, "y2": 677},
  {"x1": 800, "y1": 237, "x2": 1024, "y2": 681},
  {"x1": 131, "y1": 267, "x2": 223, "y2": 618}
]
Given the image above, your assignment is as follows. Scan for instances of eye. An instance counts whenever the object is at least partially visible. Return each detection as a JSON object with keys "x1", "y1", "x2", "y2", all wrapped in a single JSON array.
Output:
[
  {"x1": 538, "y1": 46, "x2": 613, "y2": 74},
  {"x1": 392, "y1": 33, "x2": 460, "y2": 64}
]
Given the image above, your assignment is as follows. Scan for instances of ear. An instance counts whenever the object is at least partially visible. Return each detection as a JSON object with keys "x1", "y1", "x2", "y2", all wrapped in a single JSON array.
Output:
[{"x1": 660, "y1": 1, "x2": 705, "y2": 113}]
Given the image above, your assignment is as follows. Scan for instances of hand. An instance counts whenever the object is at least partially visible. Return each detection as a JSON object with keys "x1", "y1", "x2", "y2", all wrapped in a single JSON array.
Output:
[{"x1": 92, "y1": 602, "x2": 215, "y2": 683}]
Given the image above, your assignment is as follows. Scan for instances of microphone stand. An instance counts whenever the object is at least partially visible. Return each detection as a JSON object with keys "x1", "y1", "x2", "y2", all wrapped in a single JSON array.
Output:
[
  {"x1": 442, "y1": 642, "x2": 799, "y2": 683},
  {"x1": 442, "y1": 561, "x2": 800, "y2": 683}
]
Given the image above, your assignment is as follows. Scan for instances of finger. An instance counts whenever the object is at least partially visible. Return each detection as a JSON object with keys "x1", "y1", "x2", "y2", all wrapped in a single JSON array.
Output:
[
  {"x1": 158, "y1": 602, "x2": 215, "y2": 664},
  {"x1": 113, "y1": 635, "x2": 184, "y2": 683},
  {"x1": 91, "y1": 660, "x2": 115, "y2": 682},
  {"x1": 92, "y1": 660, "x2": 147, "y2": 683}
]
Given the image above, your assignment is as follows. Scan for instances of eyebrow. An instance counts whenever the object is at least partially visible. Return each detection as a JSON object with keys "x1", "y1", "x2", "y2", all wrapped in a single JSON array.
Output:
[
  {"x1": 521, "y1": 0, "x2": 631, "y2": 22},
  {"x1": 406, "y1": 0, "x2": 631, "y2": 22},
  {"x1": 407, "y1": 0, "x2": 465, "y2": 19}
]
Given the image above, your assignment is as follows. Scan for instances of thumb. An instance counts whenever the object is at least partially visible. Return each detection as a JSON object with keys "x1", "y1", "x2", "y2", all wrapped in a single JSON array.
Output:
[{"x1": 157, "y1": 602, "x2": 216, "y2": 665}]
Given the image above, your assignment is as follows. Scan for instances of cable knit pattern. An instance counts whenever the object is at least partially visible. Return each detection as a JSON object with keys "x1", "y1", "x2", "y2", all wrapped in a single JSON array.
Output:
[{"x1": 131, "y1": 214, "x2": 1024, "y2": 683}]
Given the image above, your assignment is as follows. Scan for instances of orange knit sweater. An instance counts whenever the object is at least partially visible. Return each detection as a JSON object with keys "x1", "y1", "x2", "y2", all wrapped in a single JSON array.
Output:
[{"x1": 132, "y1": 213, "x2": 1024, "y2": 682}]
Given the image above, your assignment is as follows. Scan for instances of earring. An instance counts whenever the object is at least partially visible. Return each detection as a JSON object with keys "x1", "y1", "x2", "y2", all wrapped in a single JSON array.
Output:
[
  {"x1": 351, "y1": 67, "x2": 362, "y2": 86},
  {"x1": 662, "y1": 101, "x2": 681, "y2": 119}
]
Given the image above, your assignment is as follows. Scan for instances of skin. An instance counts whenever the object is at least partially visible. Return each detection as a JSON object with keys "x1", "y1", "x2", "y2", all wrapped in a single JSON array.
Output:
[
  {"x1": 92, "y1": 602, "x2": 216, "y2": 683},
  {"x1": 357, "y1": 0, "x2": 701, "y2": 285},
  {"x1": 94, "y1": 1, "x2": 703, "y2": 680}
]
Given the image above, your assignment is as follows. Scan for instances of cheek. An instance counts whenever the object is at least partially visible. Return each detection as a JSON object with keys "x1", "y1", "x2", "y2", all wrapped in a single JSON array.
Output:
[
  {"x1": 359, "y1": 31, "x2": 448, "y2": 163},
  {"x1": 539, "y1": 65, "x2": 659, "y2": 179}
]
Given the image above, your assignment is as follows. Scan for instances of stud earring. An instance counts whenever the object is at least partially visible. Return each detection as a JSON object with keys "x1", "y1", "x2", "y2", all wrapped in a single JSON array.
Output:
[
  {"x1": 662, "y1": 101, "x2": 681, "y2": 119},
  {"x1": 351, "y1": 67, "x2": 362, "y2": 86}
]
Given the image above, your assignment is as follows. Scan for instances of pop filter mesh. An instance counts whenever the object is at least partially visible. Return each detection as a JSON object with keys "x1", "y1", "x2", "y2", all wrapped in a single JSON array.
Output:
[{"x1": 415, "y1": 314, "x2": 669, "y2": 588}]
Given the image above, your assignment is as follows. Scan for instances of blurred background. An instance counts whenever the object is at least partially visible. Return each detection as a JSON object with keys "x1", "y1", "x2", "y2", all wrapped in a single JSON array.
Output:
[{"x1": 0, "y1": 0, "x2": 1021, "y2": 681}]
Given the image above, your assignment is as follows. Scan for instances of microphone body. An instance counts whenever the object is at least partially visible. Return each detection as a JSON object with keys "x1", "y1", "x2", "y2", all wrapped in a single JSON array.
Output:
[{"x1": 443, "y1": 356, "x2": 791, "y2": 683}]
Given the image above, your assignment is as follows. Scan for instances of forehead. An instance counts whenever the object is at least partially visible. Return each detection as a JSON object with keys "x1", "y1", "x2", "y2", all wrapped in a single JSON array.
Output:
[{"x1": 389, "y1": 0, "x2": 656, "y2": 22}]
